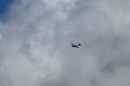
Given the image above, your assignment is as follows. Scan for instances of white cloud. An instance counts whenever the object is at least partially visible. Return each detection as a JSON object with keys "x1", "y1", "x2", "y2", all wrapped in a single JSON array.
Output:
[
  {"x1": 0, "y1": 0, "x2": 130, "y2": 86},
  {"x1": 40, "y1": 0, "x2": 76, "y2": 8}
]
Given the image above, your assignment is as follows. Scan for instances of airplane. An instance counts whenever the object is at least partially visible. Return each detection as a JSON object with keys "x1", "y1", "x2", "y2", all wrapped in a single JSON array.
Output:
[{"x1": 71, "y1": 43, "x2": 81, "y2": 48}]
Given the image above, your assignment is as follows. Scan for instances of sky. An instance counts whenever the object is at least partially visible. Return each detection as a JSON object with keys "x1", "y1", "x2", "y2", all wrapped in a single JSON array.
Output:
[
  {"x1": 0, "y1": 0, "x2": 130, "y2": 86},
  {"x1": 0, "y1": 0, "x2": 14, "y2": 16}
]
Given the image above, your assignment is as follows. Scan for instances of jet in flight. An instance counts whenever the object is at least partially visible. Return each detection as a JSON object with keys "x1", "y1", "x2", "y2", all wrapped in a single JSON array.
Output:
[{"x1": 71, "y1": 43, "x2": 81, "y2": 48}]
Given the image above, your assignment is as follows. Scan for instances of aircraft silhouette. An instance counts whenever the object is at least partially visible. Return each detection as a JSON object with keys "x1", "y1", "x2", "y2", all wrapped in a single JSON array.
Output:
[{"x1": 71, "y1": 43, "x2": 81, "y2": 48}]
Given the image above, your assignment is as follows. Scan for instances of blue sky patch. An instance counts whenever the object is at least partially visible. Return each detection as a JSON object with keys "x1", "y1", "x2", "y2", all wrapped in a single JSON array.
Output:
[{"x1": 0, "y1": 0, "x2": 14, "y2": 14}]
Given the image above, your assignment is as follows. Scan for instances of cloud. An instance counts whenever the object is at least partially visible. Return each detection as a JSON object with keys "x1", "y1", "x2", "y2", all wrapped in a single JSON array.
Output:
[{"x1": 0, "y1": 0, "x2": 130, "y2": 86}]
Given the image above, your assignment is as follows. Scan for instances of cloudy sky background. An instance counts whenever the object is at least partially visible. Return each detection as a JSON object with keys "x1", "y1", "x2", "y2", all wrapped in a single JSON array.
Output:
[{"x1": 0, "y1": 0, "x2": 130, "y2": 86}]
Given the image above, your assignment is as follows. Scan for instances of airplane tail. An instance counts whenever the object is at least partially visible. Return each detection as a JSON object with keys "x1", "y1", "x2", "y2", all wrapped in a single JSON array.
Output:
[{"x1": 79, "y1": 43, "x2": 81, "y2": 46}]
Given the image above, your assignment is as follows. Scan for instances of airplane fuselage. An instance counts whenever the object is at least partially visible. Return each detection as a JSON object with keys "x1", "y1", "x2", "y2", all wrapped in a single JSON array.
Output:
[{"x1": 71, "y1": 43, "x2": 81, "y2": 48}]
